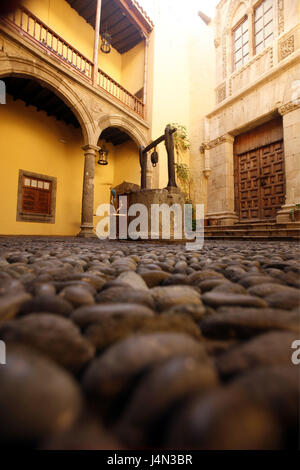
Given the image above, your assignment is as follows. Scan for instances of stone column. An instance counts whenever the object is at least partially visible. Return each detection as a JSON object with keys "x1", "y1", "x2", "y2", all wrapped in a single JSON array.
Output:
[
  {"x1": 277, "y1": 103, "x2": 300, "y2": 223},
  {"x1": 206, "y1": 134, "x2": 239, "y2": 225},
  {"x1": 78, "y1": 145, "x2": 99, "y2": 238}
]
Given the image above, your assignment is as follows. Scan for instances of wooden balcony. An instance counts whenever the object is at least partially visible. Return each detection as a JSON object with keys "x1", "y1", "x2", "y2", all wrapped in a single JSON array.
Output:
[{"x1": 2, "y1": 6, "x2": 145, "y2": 118}]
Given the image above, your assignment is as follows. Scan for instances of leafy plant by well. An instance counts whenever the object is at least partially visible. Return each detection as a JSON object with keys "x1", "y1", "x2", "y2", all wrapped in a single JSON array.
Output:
[
  {"x1": 168, "y1": 123, "x2": 190, "y2": 163},
  {"x1": 168, "y1": 123, "x2": 193, "y2": 202},
  {"x1": 289, "y1": 203, "x2": 300, "y2": 221}
]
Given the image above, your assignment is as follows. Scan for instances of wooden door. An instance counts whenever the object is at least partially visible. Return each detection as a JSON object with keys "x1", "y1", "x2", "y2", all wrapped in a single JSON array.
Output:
[{"x1": 234, "y1": 118, "x2": 285, "y2": 222}]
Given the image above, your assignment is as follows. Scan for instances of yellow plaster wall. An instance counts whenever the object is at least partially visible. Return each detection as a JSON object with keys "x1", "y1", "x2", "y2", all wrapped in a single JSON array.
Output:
[
  {"x1": 121, "y1": 41, "x2": 145, "y2": 96},
  {"x1": 149, "y1": 0, "x2": 215, "y2": 206},
  {"x1": 23, "y1": 0, "x2": 123, "y2": 83},
  {"x1": 0, "y1": 95, "x2": 84, "y2": 235},
  {"x1": 113, "y1": 140, "x2": 141, "y2": 187},
  {"x1": 0, "y1": 97, "x2": 141, "y2": 236}
]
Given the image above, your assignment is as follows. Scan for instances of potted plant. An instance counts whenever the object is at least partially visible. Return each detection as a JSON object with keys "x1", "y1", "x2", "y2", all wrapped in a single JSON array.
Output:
[{"x1": 289, "y1": 204, "x2": 300, "y2": 222}]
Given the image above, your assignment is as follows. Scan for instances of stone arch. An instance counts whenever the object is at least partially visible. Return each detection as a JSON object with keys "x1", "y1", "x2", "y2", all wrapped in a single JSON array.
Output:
[
  {"x1": 0, "y1": 56, "x2": 95, "y2": 145},
  {"x1": 97, "y1": 114, "x2": 149, "y2": 148},
  {"x1": 227, "y1": 0, "x2": 249, "y2": 30}
]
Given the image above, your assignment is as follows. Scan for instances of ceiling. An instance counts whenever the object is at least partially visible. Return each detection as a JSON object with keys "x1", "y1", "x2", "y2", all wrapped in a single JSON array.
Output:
[
  {"x1": 100, "y1": 127, "x2": 132, "y2": 146},
  {"x1": 5, "y1": 77, "x2": 133, "y2": 145},
  {"x1": 4, "y1": 77, "x2": 80, "y2": 129},
  {"x1": 66, "y1": 0, "x2": 153, "y2": 54}
]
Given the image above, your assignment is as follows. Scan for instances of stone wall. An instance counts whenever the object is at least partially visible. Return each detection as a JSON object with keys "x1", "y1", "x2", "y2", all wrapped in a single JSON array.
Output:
[{"x1": 204, "y1": 0, "x2": 300, "y2": 224}]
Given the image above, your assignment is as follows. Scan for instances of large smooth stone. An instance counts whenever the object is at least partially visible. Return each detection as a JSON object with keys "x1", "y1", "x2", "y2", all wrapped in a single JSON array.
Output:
[
  {"x1": 162, "y1": 303, "x2": 206, "y2": 320},
  {"x1": 83, "y1": 333, "x2": 208, "y2": 406},
  {"x1": 84, "y1": 314, "x2": 201, "y2": 350},
  {"x1": 212, "y1": 283, "x2": 248, "y2": 295},
  {"x1": 265, "y1": 291, "x2": 300, "y2": 310},
  {"x1": 71, "y1": 303, "x2": 154, "y2": 328},
  {"x1": 165, "y1": 386, "x2": 281, "y2": 450},
  {"x1": 189, "y1": 271, "x2": 224, "y2": 285},
  {"x1": 116, "y1": 357, "x2": 218, "y2": 447},
  {"x1": 59, "y1": 285, "x2": 95, "y2": 308},
  {"x1": 140, "y1": 271, "x2": 172, "y2": 288},
  {"x1": 162, "y1": 274, "x2": 191, "y2": 286},
  {"x1": 200, "y1": 308, "x2": 300, "y2": 339},
  {"x1": 230, "y1": 366, "x2": 299, "y2": 446},
  {"x1": 20, "y1": 295, "x2": 73, "y2": 316},
  {"x1": 117, "y1": 271, "x2": 149, "y2": 291},
  {"x1": 96, "y1": 287, "x2": 155, "y2": 309},
  {"x1": 0, "y1": 313, "x2": 95, "y2": 372},
  {"x1": 248, "y1": 283, "x2": 300, "y2": 298},
  {"x1": 202, "y1": 292, "x2": 268, "y2": 309},
  {"x1": 0, "y1": 292, "x2": 32, "y2": 324},
  {"x1": 216, "y1": 331, "x2": 297, "y2": 379},
  {"x1": 151, "y1": 286, "x2": 202, "y2": 311},
  {"x1": 0, "y1": 278, "x2": 25, "y2": 296},
  {"x1": 239, "y1": 275, "x2": 283, "y2": 288},
  {"x1": 0, "y1": 344, "x2": 82, "y2": 442}
]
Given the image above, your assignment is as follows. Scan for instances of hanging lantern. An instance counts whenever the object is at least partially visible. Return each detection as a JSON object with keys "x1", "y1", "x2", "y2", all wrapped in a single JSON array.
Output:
[
  {"x1": 101, "y1": 32, "x2": 112, "y2": 54},
  {"x1": 151, "y1": 149, "x2": 159, "y2": 167},
  {"x1": 98, "y1": 146, "x2": 109, "y2": 166}
]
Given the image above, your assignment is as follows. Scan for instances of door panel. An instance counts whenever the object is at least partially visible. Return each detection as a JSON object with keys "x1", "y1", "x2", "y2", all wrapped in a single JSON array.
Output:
[
  {"x1": 260, "y1": 141, "x2": 285, "y2": 220},
  {"x1": 235, "y1": 140, "x2": 285, "y2": 221}
]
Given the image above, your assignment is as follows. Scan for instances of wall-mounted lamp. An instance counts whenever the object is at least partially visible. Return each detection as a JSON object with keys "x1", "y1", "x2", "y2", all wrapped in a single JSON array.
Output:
[{"x1": 98, "y1": 146, "x2": 109, "y2": 166}]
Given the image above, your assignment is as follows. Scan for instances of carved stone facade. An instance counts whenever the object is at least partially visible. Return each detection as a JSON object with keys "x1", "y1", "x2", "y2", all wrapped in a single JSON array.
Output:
[
  {"x1": 205, "y1": 0, "x2": 300, "y2": 225},
  {"x1": 278, "y1": 0, "x2": 285, "y2": 35},
  {"x1": 216, "y1": 83, "x2": 227, "y2": 103},
  {"x1": 278, "y1": 26, "x2": 299, "y2": 61}
]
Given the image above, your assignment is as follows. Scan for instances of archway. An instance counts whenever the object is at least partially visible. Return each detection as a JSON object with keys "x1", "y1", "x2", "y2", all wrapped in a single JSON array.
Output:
[
  {"x1": 93, "y1": 126, "x2": 143, "y2": 211},
  {"x1": 0, "y1": 56, "x2": 95, "y2": 144},
  {"x1": 0, "y1": 75, "x2": 89, "y2": 236}
]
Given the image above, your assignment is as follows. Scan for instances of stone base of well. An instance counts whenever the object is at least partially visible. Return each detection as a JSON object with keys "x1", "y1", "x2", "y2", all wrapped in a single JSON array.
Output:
[{"x1": 128, "y1": 187, "x2": 188, "y2": 242}]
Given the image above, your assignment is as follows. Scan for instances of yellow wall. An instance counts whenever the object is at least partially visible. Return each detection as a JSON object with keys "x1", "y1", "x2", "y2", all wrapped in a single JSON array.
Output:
[
  {"x1": 0, "y1": 95, "x2": 84, "y2": 235},
  {"x1": 149, "y1": 0, "x2": 215, "y2": 205},
  {"x1": 113, "y1": 140, "x2": 141, "y2": 187},
  {"x1": 23, "y1": 0, "x2": 144, "y2": 89},
  {"x1": 121, "y1": 42, "x2": 145, "y2": 96},
  {"x1": 0, "y1": 96, "x2": 141, "y2": 236}
]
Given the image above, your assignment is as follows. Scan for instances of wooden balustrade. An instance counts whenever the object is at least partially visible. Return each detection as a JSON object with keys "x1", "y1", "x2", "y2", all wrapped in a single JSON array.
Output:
[
  {"x1": 5, "y1": 7, "x2": 93, "y2": 80},
  {"x1": 97, "y1": 68, "x2": 144, "y2": 117},
  {"x1": 3, "y1": 6, "x2": 145, "y2": 118}
]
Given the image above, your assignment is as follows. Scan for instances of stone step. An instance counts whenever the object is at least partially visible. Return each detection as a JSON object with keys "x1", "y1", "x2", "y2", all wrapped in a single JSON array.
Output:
[
  {"x1": 206, "y1": 223, "x2": 300, "y2": 231},
  {"x1": 204, "y1": 224, "x2": 300, "y2": 241}
]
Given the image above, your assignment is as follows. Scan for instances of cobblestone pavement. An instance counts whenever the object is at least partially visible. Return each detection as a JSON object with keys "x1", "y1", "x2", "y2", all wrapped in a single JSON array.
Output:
[{"x1": 0, "y1": 237, "x2": 299, "y2": 449}]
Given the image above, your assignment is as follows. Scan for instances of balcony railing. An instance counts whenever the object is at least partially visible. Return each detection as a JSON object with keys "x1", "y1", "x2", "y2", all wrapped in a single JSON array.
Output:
[
  {"x1": 2, "y1": 6, "x2": 144, "y2": 118},
  {"x1": 97, "y1": 69, "x2": 144, "y2": 117}
]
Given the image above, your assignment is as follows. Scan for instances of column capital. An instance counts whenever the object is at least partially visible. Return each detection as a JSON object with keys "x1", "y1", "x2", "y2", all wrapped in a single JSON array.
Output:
[
  {"x1": 207, "y1": 133, "x2": 234, "y2": 149},
  {"x1": 278, "y1": 100, "x2": 300, "y2": 116},
  {"x1": 82, "y1": 144, "x2": 100, "y2": 156}
]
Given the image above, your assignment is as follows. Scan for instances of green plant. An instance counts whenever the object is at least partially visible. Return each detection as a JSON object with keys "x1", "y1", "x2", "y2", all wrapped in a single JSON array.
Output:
[
  {"x1": 168, "y1": 123, "x2": 193, "y2": 201},
  {"x1": 289, "y1": 203, "x2": 300, "y2": 220},
  {"x1": 174, "y1": 162, "x2": 193, "y2": 202},
  {"x1": 168, "y1": 123, "x2": 190, "y2": 163}
]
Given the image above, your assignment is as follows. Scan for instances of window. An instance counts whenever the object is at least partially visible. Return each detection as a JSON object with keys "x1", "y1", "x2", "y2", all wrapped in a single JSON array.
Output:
[
  {"x1": 22, "y1": 176, "x2": 52, "y2": 215},
  {"x1": 254, "y1": 0, "x2": 274, "y2": 55},
  {"x1": 233, "y1": 17, "x2": 249, "y2": 71},
  {"x1": 17, "y1": 170, "x2": 57, "y2": 223}
]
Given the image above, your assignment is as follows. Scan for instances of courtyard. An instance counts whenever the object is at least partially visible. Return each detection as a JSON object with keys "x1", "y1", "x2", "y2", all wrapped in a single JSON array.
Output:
[{"x1": 0, "y1": 236, "x2": 299, "y2": 449}]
